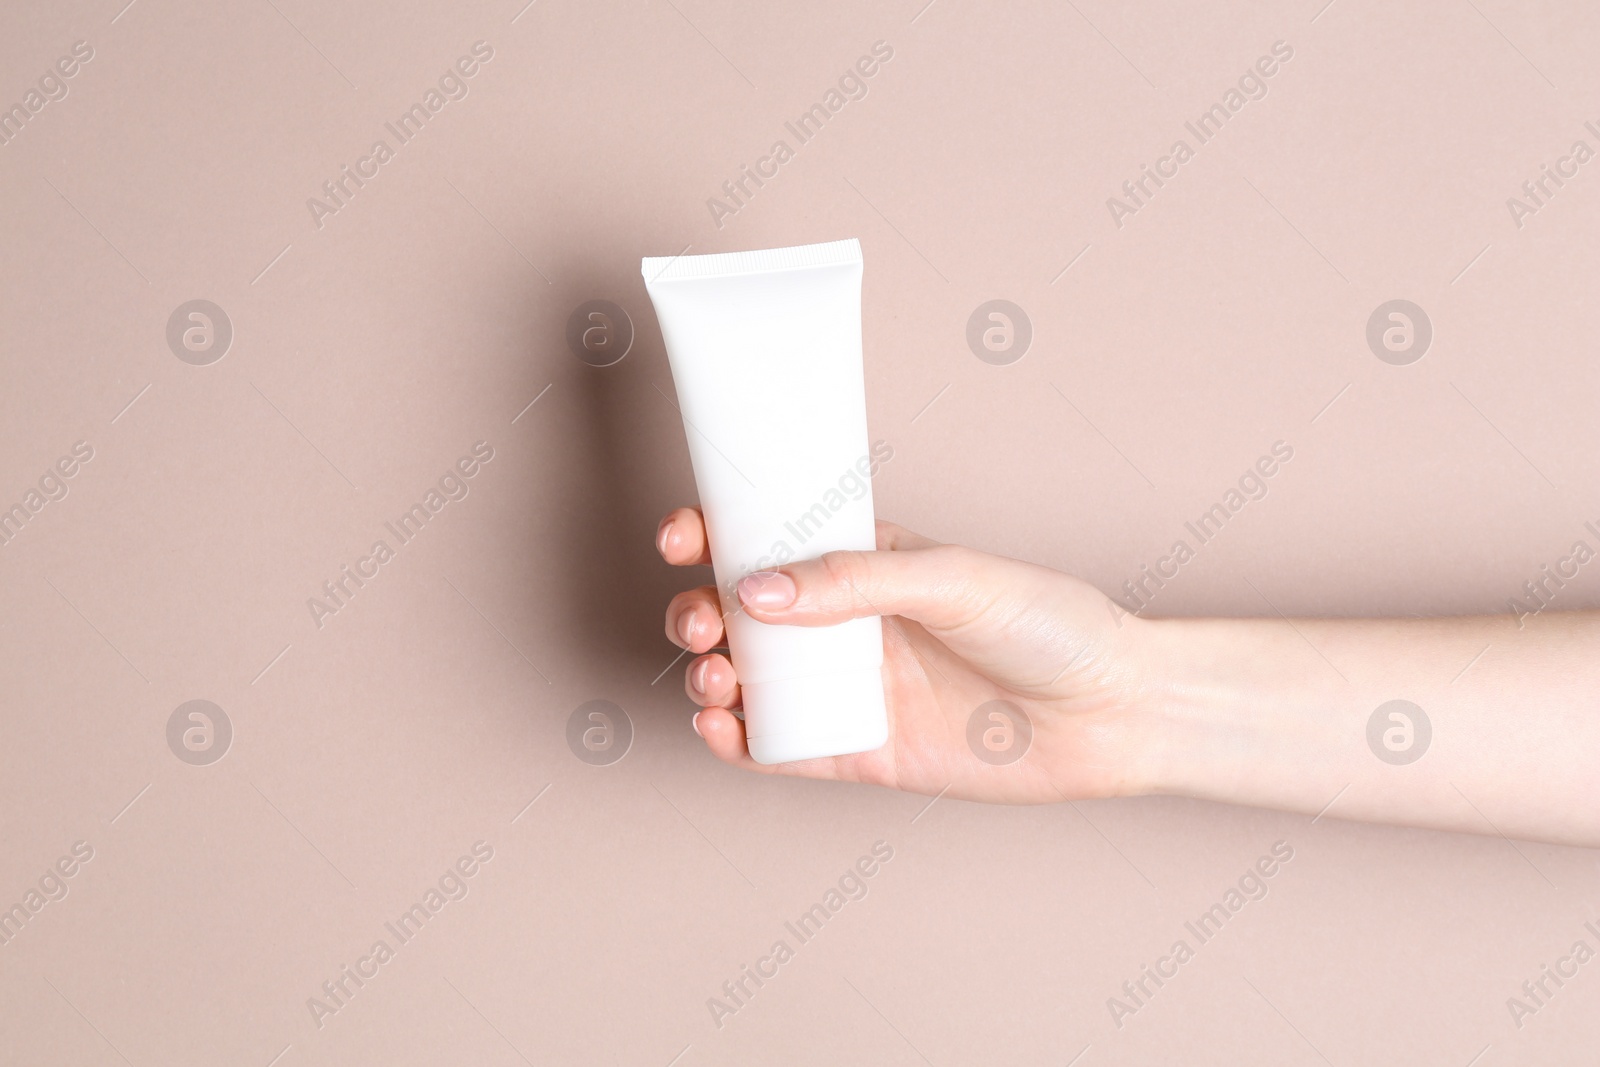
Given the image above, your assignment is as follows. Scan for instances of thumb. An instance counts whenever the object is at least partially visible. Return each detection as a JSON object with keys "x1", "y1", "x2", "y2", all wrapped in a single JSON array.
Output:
[{"x1": 734, "y1": 545, "x2": 1001, "y2": 631}]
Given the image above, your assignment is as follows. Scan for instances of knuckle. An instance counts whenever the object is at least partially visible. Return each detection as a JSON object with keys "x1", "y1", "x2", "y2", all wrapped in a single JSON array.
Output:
[
  {"x1": 817, "y1": 550, "x2": 877, "y2": 617},
  {"x1": 917, "y1": 544, "x2": 996, "y2": 627},
  {"x1": 818, "y1": 549, "x2": 868, "y2": 592}
]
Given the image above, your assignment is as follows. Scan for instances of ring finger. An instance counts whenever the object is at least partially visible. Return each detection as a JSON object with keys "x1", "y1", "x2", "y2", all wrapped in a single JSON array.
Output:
[{"x1": 665, "y1": 585, "x2": 726, "y2": 653}]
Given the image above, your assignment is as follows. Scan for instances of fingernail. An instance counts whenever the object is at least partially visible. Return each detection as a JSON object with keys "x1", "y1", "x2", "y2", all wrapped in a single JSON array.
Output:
[
  {"x1": 676, "y1": 609, "x2": 696, "y2": 647},
  {"x1": 691, "y1": 711, "x2": 703, "y2": 737},
  {"x1": 738, "y1": 571, "x2": 796, "y2": 609},
  {"x1": 690, "y1": 658, "x2": 711, "y2": 696},
  {"x1": 656, "y1": 520, "x2": 675, "y2": 558}
]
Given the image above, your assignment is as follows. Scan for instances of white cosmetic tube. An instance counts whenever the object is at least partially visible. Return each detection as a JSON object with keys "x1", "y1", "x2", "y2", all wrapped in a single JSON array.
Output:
[{"x1": 641, "y1": 238, "x2": 888, "y2": 764}]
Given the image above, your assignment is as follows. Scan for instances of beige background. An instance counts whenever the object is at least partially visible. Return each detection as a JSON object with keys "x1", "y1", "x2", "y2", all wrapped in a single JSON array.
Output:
[{"x1": 2, "y1": 0, "x2": 1598, "y2": 1063}]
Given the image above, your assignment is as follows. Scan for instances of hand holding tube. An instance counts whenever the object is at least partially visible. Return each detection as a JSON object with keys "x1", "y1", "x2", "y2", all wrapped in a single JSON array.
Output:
[
  {"x1": 659, "y1": 506, "x2": 1600, "y2": 847},
  {"x1": 658, "y1": 506, "x2": 1150, "y2": 804}
]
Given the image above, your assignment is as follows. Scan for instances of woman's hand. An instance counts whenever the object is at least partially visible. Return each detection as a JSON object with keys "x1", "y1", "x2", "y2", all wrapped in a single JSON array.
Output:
[
  {"x1": 655, "y1": 506, "x2": 1158, "y2": 803},
  {"x1": 658, "y1": 506, "x2": 1600, "y2": 846}
]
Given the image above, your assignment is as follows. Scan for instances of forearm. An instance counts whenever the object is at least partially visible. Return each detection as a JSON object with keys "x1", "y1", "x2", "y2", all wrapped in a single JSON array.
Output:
[{"x1": 1130, "y1": 611, "x2": 1600, "y2": 846}]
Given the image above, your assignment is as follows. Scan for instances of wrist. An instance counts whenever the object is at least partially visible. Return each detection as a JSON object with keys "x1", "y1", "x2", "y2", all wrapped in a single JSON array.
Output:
[{"x1": 1119, "y1": 615, "x2": 1348, "y2": 807}]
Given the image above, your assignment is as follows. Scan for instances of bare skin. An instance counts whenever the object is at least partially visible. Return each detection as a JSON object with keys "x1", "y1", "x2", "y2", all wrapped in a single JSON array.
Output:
[{"x1": 657, "y1": 506, "x2": 1600, "y2": 847}]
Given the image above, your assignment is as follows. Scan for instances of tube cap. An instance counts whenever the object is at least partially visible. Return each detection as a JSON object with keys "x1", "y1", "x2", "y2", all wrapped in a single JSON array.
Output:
[{"x1": 741, "y1": 666, "x2": 888, "y2": 765}]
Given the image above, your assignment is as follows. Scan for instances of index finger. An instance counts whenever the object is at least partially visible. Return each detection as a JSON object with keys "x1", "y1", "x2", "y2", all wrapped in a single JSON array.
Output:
[{"x1": 656, "y1": 506, "x2": 712, "y2": 566}]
